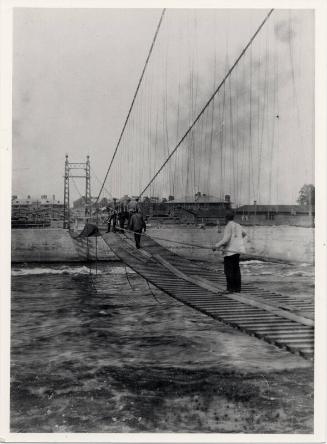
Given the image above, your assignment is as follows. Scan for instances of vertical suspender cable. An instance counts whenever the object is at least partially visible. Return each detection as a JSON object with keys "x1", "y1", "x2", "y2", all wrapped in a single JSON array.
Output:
[
  {"x1": 138, "y1": 9, "x2": 274, "y2": 198},
  {"x1": 96, "y1": 9, "x2": 166, "y2": 204}
]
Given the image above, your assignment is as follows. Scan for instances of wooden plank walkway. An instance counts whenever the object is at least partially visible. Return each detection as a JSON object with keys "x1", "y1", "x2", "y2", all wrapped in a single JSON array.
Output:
[{"x1": 101, "y1": 232, "x2": 314, "y2": 360}]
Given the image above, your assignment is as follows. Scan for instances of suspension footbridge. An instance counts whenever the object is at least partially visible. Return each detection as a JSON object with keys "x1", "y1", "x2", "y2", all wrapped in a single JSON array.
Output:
[
  {"x1": 95, "y1": 230, "x2": 313, "y2": 360},
  {"x1": 66, "y1": 8, "x2": 314, "y2": 360}
]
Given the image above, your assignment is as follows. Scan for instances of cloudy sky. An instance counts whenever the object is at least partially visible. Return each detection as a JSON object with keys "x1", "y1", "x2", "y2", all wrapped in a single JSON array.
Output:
[{"x1": 12, "y1": 8, "x2": 314, "y2": 205}]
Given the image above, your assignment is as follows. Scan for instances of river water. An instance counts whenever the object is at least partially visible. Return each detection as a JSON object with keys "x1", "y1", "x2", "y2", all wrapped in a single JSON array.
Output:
[{"x1": 11, "y1": 260, "x2": 314, "y2": 433}]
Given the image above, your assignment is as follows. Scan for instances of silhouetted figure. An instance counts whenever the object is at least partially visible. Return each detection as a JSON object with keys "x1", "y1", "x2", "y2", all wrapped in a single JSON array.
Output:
[
  {"x1": 128, "y1": 210, "x2": 146, "y2": 249},
  {"x1": 115, "y1": 200, "x2": 127, "y2": 232},
  {"x1": 127, "y1": 197, "x2": 141, "y2": 223},
  {"x1": 106, "y1": 199, "x2": 118, "y2": 233}
]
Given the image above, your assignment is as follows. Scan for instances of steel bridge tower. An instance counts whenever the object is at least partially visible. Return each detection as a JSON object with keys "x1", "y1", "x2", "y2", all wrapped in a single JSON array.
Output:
[{"x1": 63, "y1": 155, "x2": 91, "y2": 229}]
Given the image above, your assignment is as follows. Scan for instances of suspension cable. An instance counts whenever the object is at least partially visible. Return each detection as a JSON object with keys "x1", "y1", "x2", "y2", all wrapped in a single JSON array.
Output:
[
  {"x1": 96, "y1": 9, "x2": 166, "y2": 204},
  {"x1": 71, "y1": 177, "x2": 83, "y2": 198},
  {"x1": 138, "y1": 9, "x2": 274, "y2": 198},
  {"x1": 114, "y1": 225, "x2": 287, "y2": 264},
  {"x1": 91, "y1": 167, "x2": 112, "y2": 199}
]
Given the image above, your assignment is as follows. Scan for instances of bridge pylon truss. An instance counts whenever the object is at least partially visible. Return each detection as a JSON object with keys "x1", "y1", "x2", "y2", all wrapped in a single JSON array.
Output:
[{"x1": 63, "y1": 155, "x2": 91, "y2": 229}]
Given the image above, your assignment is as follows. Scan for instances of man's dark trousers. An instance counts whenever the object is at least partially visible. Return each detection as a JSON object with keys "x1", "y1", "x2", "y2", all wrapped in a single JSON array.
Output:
[
  {"x1": 108, "y1": 214, "x2": 117, "y2": 232},
  {"x1": 223, "y1": 254, "x2": 241, "y2": 292},
  {"x1": 134, "y1": 230, "x2": 142, "y2": 249}
]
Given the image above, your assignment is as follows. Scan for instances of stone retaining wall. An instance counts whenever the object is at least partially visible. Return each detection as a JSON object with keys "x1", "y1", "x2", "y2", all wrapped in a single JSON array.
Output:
[
  {"x1": 11, "y1": 225, "x2": 314, "y2": 264},
  {"x1": 11, "y1": 228, "x2": 116, "y2": 263},
  {"x1": 147, "y1": 225, "x2": 314, "y2": 264}
]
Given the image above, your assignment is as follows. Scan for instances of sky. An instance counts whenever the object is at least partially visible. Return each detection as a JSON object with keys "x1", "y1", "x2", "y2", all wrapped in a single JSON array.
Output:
[{"x1": 12, "y1": 8, "x2": 314, "y2": 205}]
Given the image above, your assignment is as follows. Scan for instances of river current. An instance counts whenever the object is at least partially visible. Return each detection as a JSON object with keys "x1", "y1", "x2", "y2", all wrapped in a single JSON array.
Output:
[{"x1": 10, "y1": 260, "x2": 314, "y2": 433}]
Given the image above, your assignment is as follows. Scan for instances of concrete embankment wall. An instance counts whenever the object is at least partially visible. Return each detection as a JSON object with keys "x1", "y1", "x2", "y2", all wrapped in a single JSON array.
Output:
[
  {"x1": 11, "y1": 225, "x2": 314, "y2": 264},
  {"x1": 11, "y1": 228, "x2": 116, "y2": 263},
  {"x1": 147, "y1": 225, "x2": 315, "y2": 264}
]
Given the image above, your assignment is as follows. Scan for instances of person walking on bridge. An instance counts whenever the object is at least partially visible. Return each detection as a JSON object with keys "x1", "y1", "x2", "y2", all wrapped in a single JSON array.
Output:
[
  {"x1": 106, "y1": 198, "x2": 118, "y2": 233},
  {"x1": 127, "y1": 197, "x2": 141, "y2": 223},
  {"x1": 128, "y1": 209, "x2": 146, "y2": 249},
  {"x1": 213, "y1": 212, "x2": 247, "y2": 293},
  {"x1": 117, "y1": 199, "x2": 129, "y2": 231}
]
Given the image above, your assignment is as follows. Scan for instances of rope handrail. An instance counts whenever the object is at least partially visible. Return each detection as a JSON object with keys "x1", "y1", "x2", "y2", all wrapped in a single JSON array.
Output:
[
  {"x1": 104, "y1": 224, "x2": 289, "y2": 263},
  {"x1": 138, "y1": 9, "x2": 274, "y2": 198},
  {"x1": 96, "y1": 9, "x2": 166, "y2": 204}
]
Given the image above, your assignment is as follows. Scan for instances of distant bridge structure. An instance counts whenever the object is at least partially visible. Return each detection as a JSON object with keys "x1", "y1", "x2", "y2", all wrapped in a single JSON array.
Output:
[{"x1": 63, "y1": 155, "x2": 91, "y2": 229}]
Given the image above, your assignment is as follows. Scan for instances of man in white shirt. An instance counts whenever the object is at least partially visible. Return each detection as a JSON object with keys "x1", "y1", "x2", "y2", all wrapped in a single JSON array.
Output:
[{"x1": 213, "y1": 212, "x2": 247, "y2": 293}]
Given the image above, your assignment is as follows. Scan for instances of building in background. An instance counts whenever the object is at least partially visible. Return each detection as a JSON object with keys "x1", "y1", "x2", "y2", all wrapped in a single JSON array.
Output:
[
  {"x1": 11, "y1": 195, "x2": 64, "y2": 228},
  {"x1": 235, "y1": 204, "x2": 315, "y2": 227},
  {"x1": 139, "y1": 193, "x2": 231, "y2": 225},
  {"x1": 165, "y1": 193, "x2": 231, "y2": 225}
]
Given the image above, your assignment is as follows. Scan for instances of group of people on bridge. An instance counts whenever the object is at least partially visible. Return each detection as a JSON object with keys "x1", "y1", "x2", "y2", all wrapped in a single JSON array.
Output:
[
  {"x1": 105, "y1": 197, "x2": 247, "y2": 292},
  {"x1": 106, "y1": 197, "x2": 146, "y2": 249}
]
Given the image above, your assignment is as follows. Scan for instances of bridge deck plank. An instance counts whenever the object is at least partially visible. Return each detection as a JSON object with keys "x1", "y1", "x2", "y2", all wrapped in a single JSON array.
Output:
[{"x1": 101, "y1": 232, "x2": 314, "y2": 360}]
